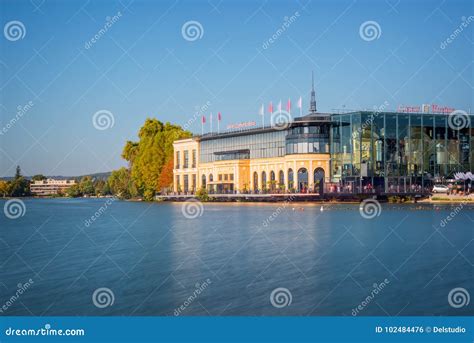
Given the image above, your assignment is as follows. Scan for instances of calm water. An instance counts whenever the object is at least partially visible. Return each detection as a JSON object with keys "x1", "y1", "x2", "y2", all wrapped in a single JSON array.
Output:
[{"x1": 1, "y1": 198, "x2": 473, "y2": 316}]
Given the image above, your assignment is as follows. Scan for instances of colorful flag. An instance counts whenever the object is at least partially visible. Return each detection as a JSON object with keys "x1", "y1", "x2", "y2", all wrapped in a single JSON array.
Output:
[
  {"x1": 269, "y1": 102, "x2": 273, "y2": 113},
  {"x1": 278, "y1": 100, "x2": 282, "y2": 113},
  {"x1": 218, "y1": 112, "x2": 222, "y2": 121},
  {"x1": 259, "y1": 104, "x2": 264, "y2": 116},
  {"x1": 202, "y1": 115, "x2": 206, "y2": 123},
  {"x1": 297, "y1": 96, "x2": 302, "y2": 109},
  {"x1": 287, "y1": 98, "x2": 291, "y2": 113}
]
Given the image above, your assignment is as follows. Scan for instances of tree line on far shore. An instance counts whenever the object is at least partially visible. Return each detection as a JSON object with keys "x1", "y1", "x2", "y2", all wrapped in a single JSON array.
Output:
[{"x1": 0, "y1": 118, "x2": 191, "y2": 201}]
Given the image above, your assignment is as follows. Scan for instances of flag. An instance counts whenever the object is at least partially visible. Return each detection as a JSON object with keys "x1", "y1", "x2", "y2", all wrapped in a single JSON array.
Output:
[
  {"x1": 278, "y1": 100, "x2": 282, "y2": 113},
  {"x1": 218, "y1": 112, "x2": 222, "y2": 121},
  {"x1": 202, "y1": 115, "x2": 206, "y2": 123},
  {"x1": 287, "y1": 98, "x2": 291, "y2": 113},
  {"x1": 297, "y1": 96, "x2": 302, "y2": 109},
  {"x1": 269, "y1": 102, "x2": 273, "y2": 113},
  {"x1": 259, "y1": 104, "x2": 264, "y2": 116}
]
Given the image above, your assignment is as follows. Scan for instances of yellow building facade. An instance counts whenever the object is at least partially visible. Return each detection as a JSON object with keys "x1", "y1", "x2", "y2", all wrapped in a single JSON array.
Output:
[{"x1": 173, "y1": 115, "x2": 332, "y2": 194}]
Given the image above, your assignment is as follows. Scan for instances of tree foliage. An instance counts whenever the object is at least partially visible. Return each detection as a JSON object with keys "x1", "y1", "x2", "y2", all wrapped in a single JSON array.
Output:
[
  {"x1": 114, "y1": 118, "x2": 190, "y2": 200},
  {"x1": 8, "y1": 166, "x2": 30, "y2": 196}
]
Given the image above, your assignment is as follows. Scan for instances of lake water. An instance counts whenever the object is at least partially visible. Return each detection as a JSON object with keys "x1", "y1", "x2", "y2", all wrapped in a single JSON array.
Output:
[{"x1": 1, "y1": 198, "x2": 473, "y2": 316}]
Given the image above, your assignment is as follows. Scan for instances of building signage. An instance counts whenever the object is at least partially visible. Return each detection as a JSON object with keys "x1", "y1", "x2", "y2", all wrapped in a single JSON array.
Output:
[
  {"x1": 226, "y1": 121, "x2": 257, "y2": 130},
  {"x1": 397, "y1": 104, "x2": 456, "y2": 114}
]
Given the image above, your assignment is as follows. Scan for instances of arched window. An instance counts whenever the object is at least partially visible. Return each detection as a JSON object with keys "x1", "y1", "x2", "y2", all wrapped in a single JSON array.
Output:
[
  {"x1": 288, "y1": 168, "x2": 294, "y2": 190},
  {"x1": 201, "y1": 174, "x2": 206, "y2": 188},
  {"x1": 261, "y1": 171, "x2": 267, "y2": 190},
  {"x1": 314, "y1": 168, "x2": 325, "y2": 194},
  {"x1": 270, "y1": 171, "x2": 276, "y2": 191},
  {"x1": 209, "y1": 173, "x2": 213, "y2": 182},
  {"x1": 278, "y1": 170, "x2": 284, "y2": 188},
  {"x1": 297, "y1": 168, "x2": 308, "y2": 193},
  {"x1": 253, "y1": 172, "x2": 258, "y2": 191}
]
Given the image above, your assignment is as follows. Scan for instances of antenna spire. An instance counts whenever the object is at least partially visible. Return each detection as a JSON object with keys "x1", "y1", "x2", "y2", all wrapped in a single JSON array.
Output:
[{"x1": 310, "y1": 71, "x2": 317, "y2": 113}]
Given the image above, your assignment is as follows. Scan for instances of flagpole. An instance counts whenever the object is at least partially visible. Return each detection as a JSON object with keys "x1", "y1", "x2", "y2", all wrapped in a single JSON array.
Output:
[{"x1": 210, "y1": 112, "x2": 213, "y2": 133}]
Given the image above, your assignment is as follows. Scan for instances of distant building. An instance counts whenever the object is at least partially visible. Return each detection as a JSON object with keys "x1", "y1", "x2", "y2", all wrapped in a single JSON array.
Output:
[{"x1": 30, "y1": 179, "x2": 76, "y2": 196}]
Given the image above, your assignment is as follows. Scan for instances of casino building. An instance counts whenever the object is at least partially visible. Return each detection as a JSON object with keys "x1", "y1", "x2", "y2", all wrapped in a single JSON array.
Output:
[{"x1": 173, "y1": 79, "x2": 474, "y2": 195}]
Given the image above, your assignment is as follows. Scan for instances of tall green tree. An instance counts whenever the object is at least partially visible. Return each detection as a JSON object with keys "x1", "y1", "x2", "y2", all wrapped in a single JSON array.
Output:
[
  {"x1": 118, "y1": 119, "x2": 190, "y2": 200},
  {"x1": 9, "y1": 165, "x2": 30, "y2": 196}
]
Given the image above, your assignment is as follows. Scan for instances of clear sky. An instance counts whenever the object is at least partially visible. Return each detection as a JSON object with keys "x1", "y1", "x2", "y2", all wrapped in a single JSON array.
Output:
[{"x1": 0, "y1": 0, "x2": 472, "y2": 177}]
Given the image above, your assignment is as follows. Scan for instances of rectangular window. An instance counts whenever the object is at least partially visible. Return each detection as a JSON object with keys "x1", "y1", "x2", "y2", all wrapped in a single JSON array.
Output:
[
  {"x1": 218, "y1": 174, "x2": 222, "y2": 181},
  {"x1": 230, "y1": 174, "x2": 234, "y2": 181},
  {"x1": 183, "y1": 175, "x2": 189, "y2": 192},
  {"x1": 183, "y1": 150, "x2": 189, "y2": 169},
  {"x1": 224, "y1": 174, "x2": 228, "y2": 181},
  {"x1": 192, "y1": 150, "x2": 196, "y2": 168},
  {"x1": 176, "y1": 151, "x2": 180, "y2": 169}
]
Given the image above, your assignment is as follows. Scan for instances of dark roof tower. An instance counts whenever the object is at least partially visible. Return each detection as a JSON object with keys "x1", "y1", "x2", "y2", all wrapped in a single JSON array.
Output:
[{"x1": 309, "y1": 71, "x2": 317, "y2": 113}]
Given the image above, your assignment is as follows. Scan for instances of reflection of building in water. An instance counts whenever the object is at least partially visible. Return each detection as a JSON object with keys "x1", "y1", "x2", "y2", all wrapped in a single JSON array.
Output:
[{"x1": 173, "y1": 78, "x2": 474, "y2": 194}]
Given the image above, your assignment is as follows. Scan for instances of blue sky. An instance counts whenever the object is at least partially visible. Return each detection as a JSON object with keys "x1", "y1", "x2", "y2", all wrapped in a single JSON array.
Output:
[{"x1": 0, "y1": 0, "x2": 473, "y2": 177}]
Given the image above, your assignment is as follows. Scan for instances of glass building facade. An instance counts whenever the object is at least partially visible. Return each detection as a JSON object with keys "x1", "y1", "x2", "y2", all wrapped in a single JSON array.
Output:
[
  {"x1": 330, "y1": 111, "x2": 474, "y2": 192},
  {"x1": 200, "y1": 130, "x2": 286, "y2": 163},
  {"x1": 175, "y1": 110, "x2": 473, "y2": 194}
]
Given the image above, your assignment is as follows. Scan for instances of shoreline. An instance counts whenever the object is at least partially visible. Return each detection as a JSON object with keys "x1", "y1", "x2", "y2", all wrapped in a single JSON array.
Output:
[{"x1": 1, "y1": 195, "x2": 473, "y2": 205}]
